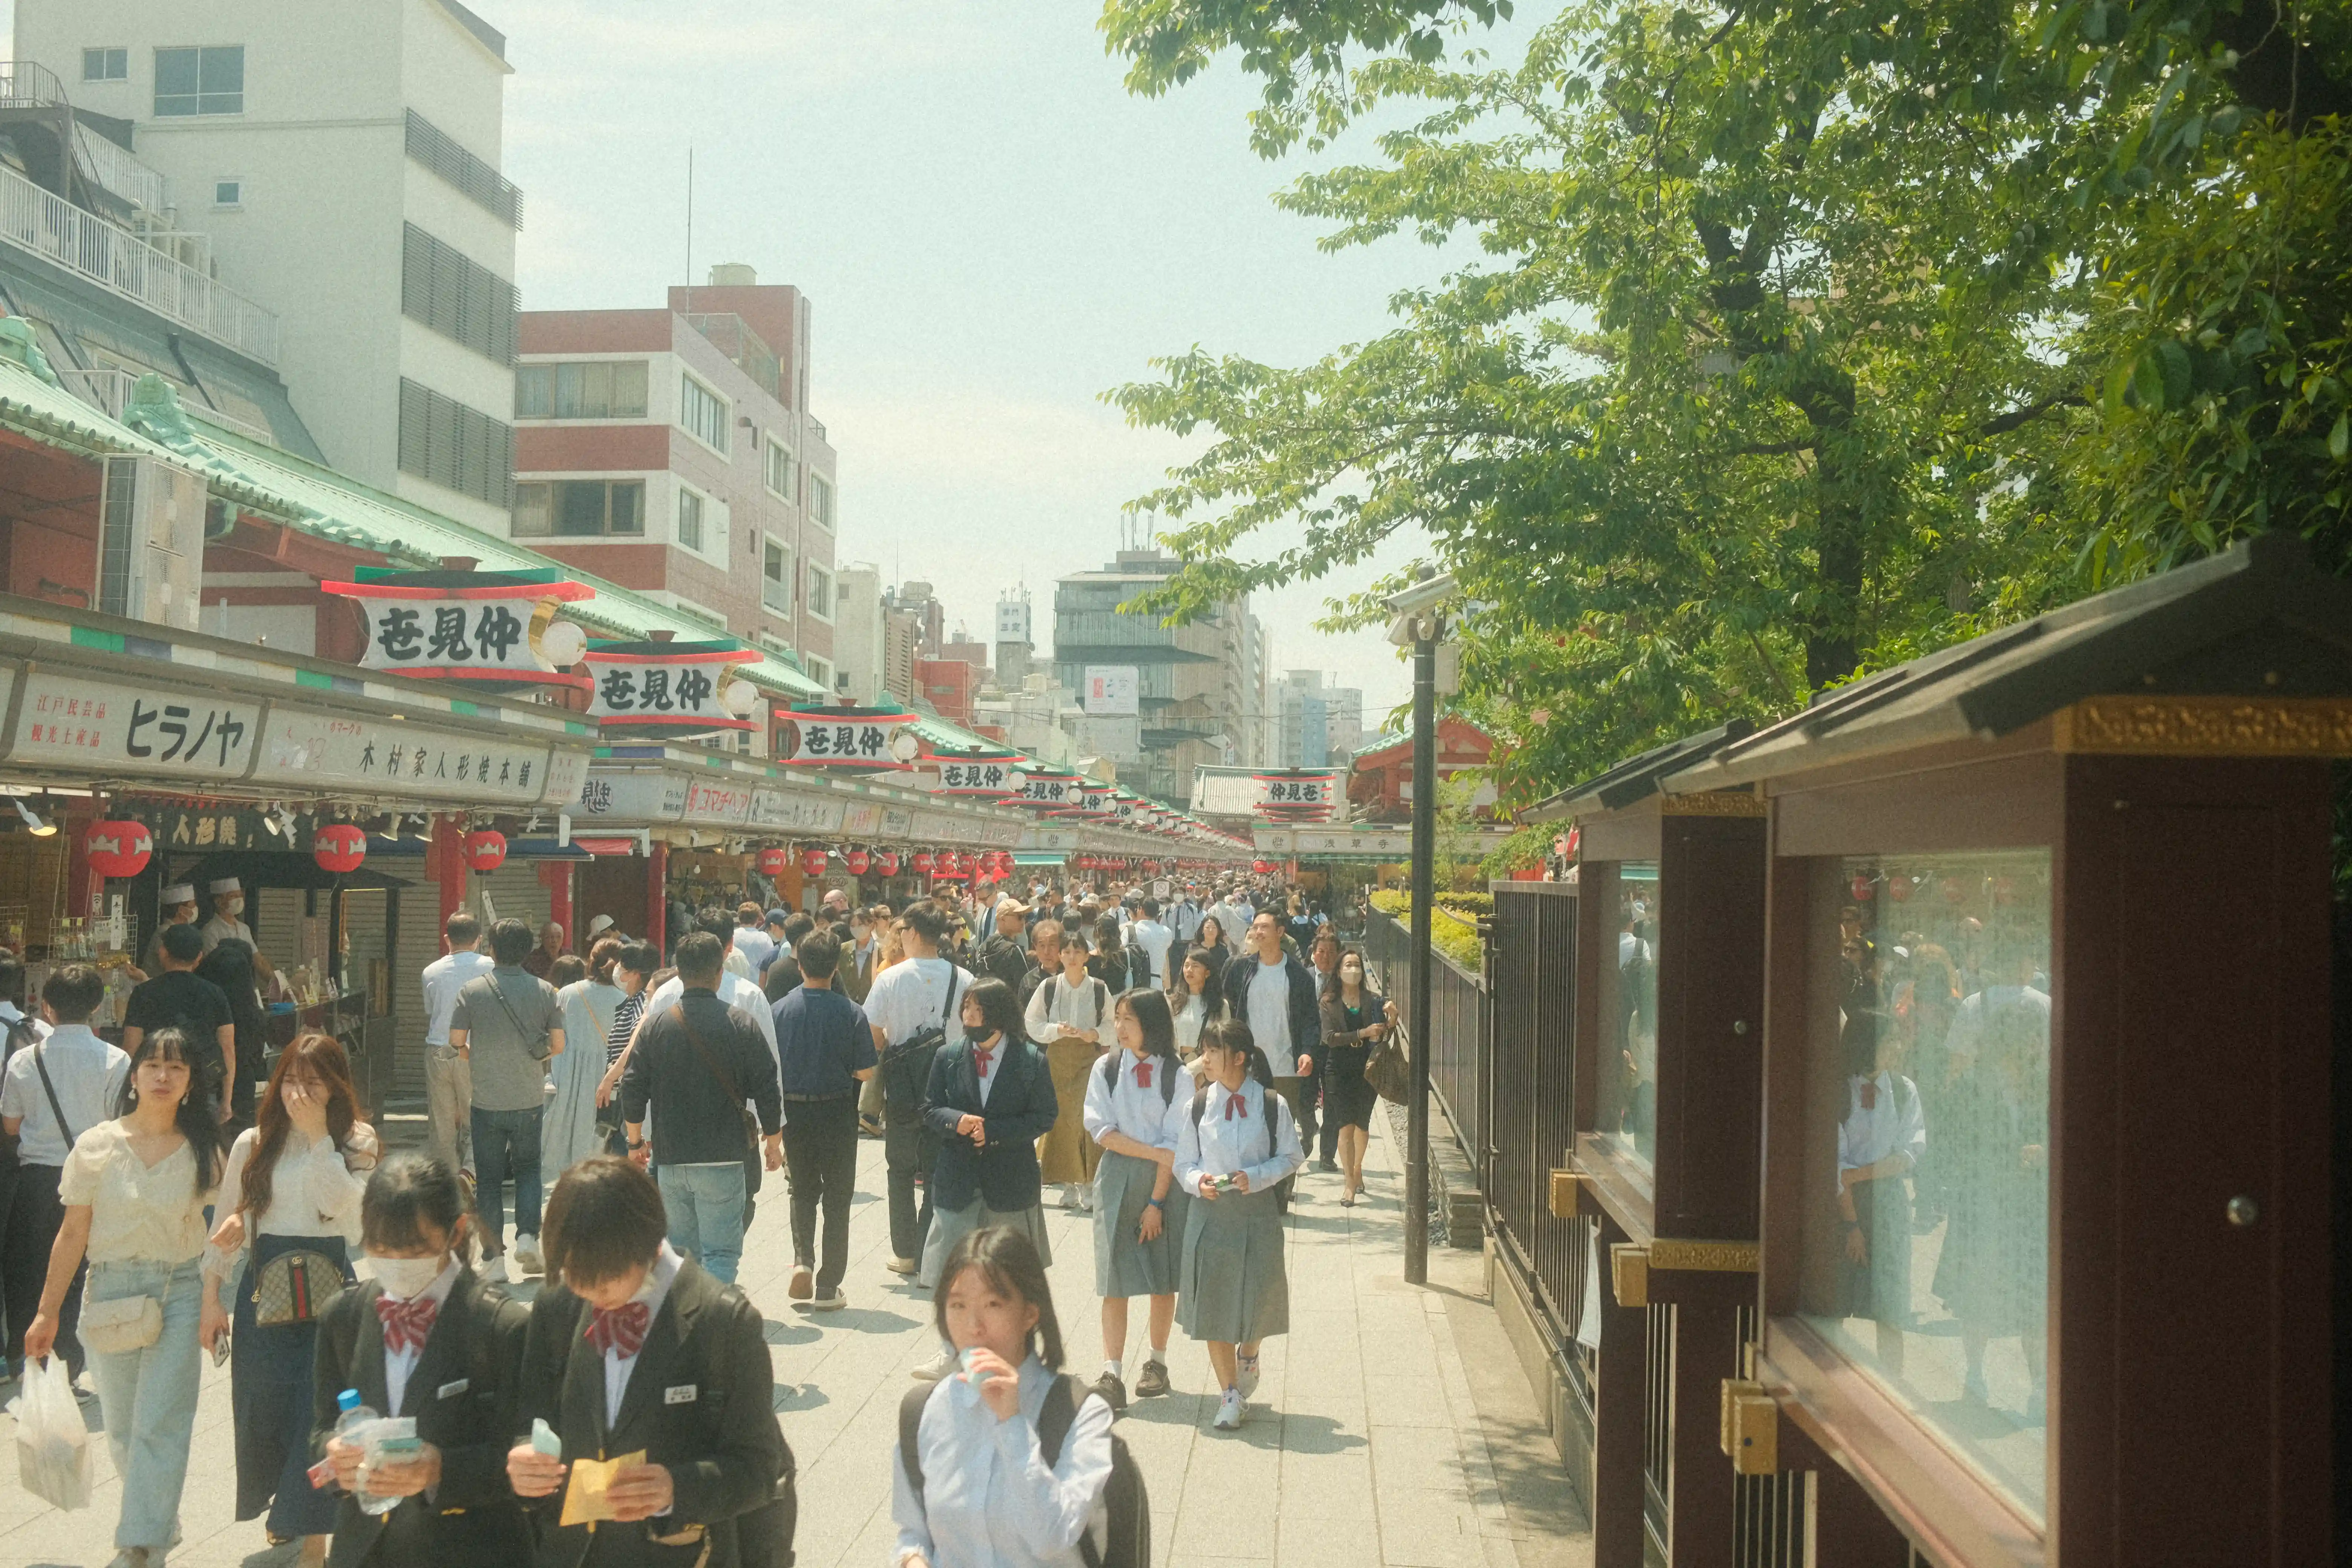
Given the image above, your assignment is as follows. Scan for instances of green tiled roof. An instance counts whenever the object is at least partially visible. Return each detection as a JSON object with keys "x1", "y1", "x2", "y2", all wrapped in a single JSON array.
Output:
[{"x1": 0, "y1": 325, "x2": 176, "y2": 460}]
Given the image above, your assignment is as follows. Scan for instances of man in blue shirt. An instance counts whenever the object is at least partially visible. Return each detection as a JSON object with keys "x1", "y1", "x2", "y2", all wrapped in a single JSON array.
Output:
[{"x1": 772, "y1": 926, "x2": 875, "y2": 1310}]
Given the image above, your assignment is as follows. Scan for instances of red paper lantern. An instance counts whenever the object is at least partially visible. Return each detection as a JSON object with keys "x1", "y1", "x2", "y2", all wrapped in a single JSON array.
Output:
[
  {"x1": 1940, "y1": 876, "x2": 1969, "y2": 905},
  {"x1": 1850, "y1": 872, "x2": 1874, "y2": 901},
  {"x1": 802, "y1": 847, "x2": 831, "y2": 877},
  {"x1": 1252, "y1": 859, "x2": 1273, "y2": 876},
  {"x1": 1888, "y1": 875, "x2": 1913, "y2": 903},
  {"x1": 84, "y1": 819, "x2": 153, "y2": 880},
  {"x1": 874, "y1": 850, "x2": 900, "y2": 877},
  {"x1": 911, "y1": 850, "x2": 935, "y2": 876},
  {"x1": 846, "y1": 848, "x2": 871, "y2": 876},
  {"x1": 312, "y1": 824, "x2": 367, "y2": 875},
  {"x1": 462, "y1": 828, "x2": 507, "y2": 873},
  {"x1": 757, "y1": 847, "x2": 791, "y2": 877}
]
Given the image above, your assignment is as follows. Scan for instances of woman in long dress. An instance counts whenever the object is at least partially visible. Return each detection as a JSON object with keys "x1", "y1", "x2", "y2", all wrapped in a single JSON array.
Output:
[
  {"x1": 1024, "y1": 929, "x2": 1110, "y2": 1212},
  {"x1": 543, "y1": 943, "x2": 621, "y2": 1181},
  {"x1": 1318, "y1": 947, "x2": 1395, "y2": 1206}
]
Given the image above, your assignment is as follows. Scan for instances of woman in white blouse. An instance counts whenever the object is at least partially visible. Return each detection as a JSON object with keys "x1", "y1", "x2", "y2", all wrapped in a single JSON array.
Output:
[
  {"x1": 1173, "y1": 1018, "x2": 1305, "y2": 1431},
  {"x1": 1024, "y1": 931, "x2": 1110, "y2": 1213},
  {"x1": 1165, "y1": 946, "x2": 1222, "y2": 1075},
  {"x1": 199, "y1": 1032, "x2": 377, "y2": 1560},
  {"x1": 892, "y1": 1227, "x2": 1114, "y2": 1568},
  {"x1": 23, "y1": 1025, "x2": 223, "y2": 1568}
]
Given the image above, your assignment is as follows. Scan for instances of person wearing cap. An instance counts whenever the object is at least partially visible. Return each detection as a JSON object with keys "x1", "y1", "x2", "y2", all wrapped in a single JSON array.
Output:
[
  {"x1": 202, "y1": 877, "x2": 276, "y2": 983},
  {"x1": 133, "y1": 883, "x2": 202, "y2": 982},
  {"x1": 968, "y1": 899, "x2": 1030, "y2": 991},
  {"x1": 587, "y1": 912, "x2": 619, "y2": 943}
]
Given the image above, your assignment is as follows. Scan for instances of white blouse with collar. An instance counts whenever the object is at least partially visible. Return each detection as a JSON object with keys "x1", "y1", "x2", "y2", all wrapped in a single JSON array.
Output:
[
  {"x1": 1173, "y1": 1078, "x2": 1304, "y2": 1196},
  {"x1": 204, "y1": 1122, "x2": 376, "y2": 1280},
  {"x1": 890, "y1": 1356, "x2": 1112, "y2": 1568}
]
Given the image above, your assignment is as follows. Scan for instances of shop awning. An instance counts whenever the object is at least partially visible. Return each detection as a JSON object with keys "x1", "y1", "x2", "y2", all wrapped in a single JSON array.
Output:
[{"x1": 1012, "y1": 852, "x2": 1069, "y2": 867}]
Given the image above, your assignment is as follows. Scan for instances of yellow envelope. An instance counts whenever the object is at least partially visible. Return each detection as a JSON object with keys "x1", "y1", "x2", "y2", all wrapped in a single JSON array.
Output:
[{"x1": 560, "y1": 1450, "x2": 648, "y2": 1527}]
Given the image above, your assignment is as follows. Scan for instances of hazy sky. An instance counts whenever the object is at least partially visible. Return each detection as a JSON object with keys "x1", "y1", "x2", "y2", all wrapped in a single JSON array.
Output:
[{"x1": 489, "y1": 0, "x2": 1499, "y2": 725}]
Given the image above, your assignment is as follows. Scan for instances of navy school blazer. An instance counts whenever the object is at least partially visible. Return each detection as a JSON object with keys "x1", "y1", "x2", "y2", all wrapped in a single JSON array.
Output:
[{"x1": 919, "y1": 1032, "x2": 1060, "y2": 1213}]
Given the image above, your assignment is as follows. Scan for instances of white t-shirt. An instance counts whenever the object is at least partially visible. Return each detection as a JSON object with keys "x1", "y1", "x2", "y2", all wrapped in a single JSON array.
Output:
[
  {"x1": 421, "y1": 949, "x2": 494, "y2": 1046},
  {"x1": 1243, "y1": 956, "x2": 1294, "y2": 1063},
  {"x1": 734, "y1": 927, "x2": 778, "y2": 977},
  {"x1": 1129, "y1": 919, "x2": 1175, "y2": 985},
  {"x1": 643, "y1": 971, "x2": 781, "y2": 1091},
  {"x1": 863, "y1": 957, "x2": 970, "y2": 1046},
  {"x1": 0, "y1": 1025, "x2": 130, "y2": 1166}
]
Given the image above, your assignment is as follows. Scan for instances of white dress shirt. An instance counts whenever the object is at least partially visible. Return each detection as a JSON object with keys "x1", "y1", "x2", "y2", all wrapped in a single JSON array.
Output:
[
  {"x1": 605, "y1": 1242, "x2": 685, "y2": 1426},
  {"x1": 0, "y1": 1025, "x2": 130, "y2": 1166},
  {"x1": 644, "y1": 971, "x2": 781, "y2": 1089},
  {"x1": 383, "y1": 1258, "x2": 464, "y2": 1417},
  {"x1": 1023, "y1": 973, "x2": 1109, "y2": 1046},
  {"x1": 1835, "y1": 1071, "x2": 1926, "y2": 1192},
  {"x1": 421, "y1": 949, "x2": 494, "y2": 1047},
  {"x1": 1174, "y1": 1078, "x2": 1304, "y2": 1196},
  {"x1": 890, "y1": 1356, "x2": 1112, "y2": 1568},
  {"x1": 1081, "y1": 1051, "x2": 1186, "y2": 1151}
]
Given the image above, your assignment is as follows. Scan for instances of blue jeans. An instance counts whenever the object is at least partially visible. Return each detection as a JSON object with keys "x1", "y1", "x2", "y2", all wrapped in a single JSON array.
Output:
[
  {"x1": 472, "y1": 1105, "x2": 544, "y2": 1250},
  {"x1": 86, "y1": 1257, "x2": 205, "y2": 1551},
  {"x1": 658, "y1": 1162, "x2": 746, "y2": 1283}
]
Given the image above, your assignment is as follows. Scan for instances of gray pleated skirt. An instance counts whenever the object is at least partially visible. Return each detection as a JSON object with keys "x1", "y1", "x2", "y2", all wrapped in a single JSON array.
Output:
[
  {"x1": 919, "y1": 1194, "x2": 1055, "y2": 1289},
  {"x1": 1094, "y1": 1149, "x2": 1189, "y2": 1298},
  {"x1": 1177, "y1": 1183, "x2": 1289, "y2": 1343}
]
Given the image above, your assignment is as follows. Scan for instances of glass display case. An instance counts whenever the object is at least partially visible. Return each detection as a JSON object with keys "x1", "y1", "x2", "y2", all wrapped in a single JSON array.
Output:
[{"x1": 1592, "y1": 860, "x2": 1659, "y2": 1172}]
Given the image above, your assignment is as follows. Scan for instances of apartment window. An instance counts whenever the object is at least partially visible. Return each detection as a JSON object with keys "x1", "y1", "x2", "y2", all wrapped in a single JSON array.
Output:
[
  {"x1": 677, "y1": 487, "x2": 705, "y2": 551},
  {"x1": 83, "y1": 48, "x2": 129, "y2": 82},
  {"x1": 810, "y1": 470, "x2": 836, "y2": 528},
  {"x1": 512, "y1": 480, "x2": 644, "y2": 538},
  {"x1": 212, "y1": 179, "x2": 243, "y2": 208},
  {"x1": 806, "y1": 563, "x2": 833, "y2": 620},
  {"x1": 679, "y1": 374, "x2": 729, "y2": 455},
  {"x1": 805, "y1": 656, "x2": 833, "y2": 691},
  {"x1": 401, "y1": 224, "x2": 518, "y2": 365},
  {"x1": 515, "y1": 361, "x2": 649, "y2": 420},
  {"x1": 762, "y1": 539, "x2": 793, "y2": 613},
  {"x1": 764, "y1": 441, "x2": 796, "y2": 501},
  {"x1": 396, "y1": 378, "x2": 514, "y2": 507},
  {"x1": 154, "y1": 46, "x2": 243, "y2": 116}
]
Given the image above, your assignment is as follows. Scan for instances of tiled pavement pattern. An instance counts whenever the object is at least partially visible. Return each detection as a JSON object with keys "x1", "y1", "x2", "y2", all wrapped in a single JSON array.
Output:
[{"x1": 0, "y1": 1112, "x2": 1590, "y2": 1568}]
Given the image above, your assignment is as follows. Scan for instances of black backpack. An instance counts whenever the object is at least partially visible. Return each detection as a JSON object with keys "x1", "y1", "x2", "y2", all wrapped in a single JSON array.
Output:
[
  {"x1": 1099, "y1": 1050, "x2": 1179, "y2": 1109},
  {"x1": 1124, "y1": 944, "x2": 1153, "y2": 992},
  {"x1": 899, "y1": 1377, "x2": 1148, "y2": 1568},
  {"x1": 1191, "y1": 1079, "x2": 1295, "y2": 1213}
]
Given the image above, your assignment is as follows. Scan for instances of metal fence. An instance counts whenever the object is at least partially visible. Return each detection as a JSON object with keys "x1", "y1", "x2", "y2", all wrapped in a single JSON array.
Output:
[{"x1": 1364, "y1": 908, "x2": 1487, "y2": 1172}]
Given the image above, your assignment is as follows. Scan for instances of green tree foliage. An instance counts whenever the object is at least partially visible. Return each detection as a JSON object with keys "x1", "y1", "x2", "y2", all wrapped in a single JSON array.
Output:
[{"x1": 1099, "y1": 0, "x2": 2352, "y2": 804}]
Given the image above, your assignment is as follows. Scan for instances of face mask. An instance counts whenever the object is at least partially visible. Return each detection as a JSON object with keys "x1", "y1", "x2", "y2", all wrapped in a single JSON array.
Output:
[
  {"x1": 226, "y1": 899, "x2": 245, "y2": 916},
  {"x1": 370, "y1": 1254, "x2": 447, "y2": 1300}
]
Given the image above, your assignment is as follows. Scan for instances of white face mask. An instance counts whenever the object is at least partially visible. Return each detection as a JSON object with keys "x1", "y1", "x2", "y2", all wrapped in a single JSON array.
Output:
[{"x1": 370, "y1": 1254, "x2": 448, "y2": 1300}]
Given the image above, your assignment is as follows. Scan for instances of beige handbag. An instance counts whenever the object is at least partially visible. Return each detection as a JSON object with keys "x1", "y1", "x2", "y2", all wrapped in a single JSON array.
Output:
[{"x1": 77, "y1": 1294, "x2": 162, "y2": 1355}]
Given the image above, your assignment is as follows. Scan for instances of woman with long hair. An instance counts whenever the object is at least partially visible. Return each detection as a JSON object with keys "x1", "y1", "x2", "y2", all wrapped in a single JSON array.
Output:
[
  {"x1": 1086, "y1": 913, "x2": 1129, "y2": 992},
  {"x1": 891, "y1": 1227, "x2": 1114, "y2": 1568},
  {"x1": 195, "y1": 937, "x2": 268, "y2": 1128},
  {"x1": 593, "y1": 941, "x2": 658, "y2": 1155},
  {"x1": 1026, "y1": 929, "x2": 1110, "y2": 1212},
  {"x1": 1080, "y1": 989, "x2": 1188, "y2": 1406},
  {"x1": 1174, "y1": 1018, "x2": 1303, "y2": 1430},
  {"x1": 543, "y1": 943, "x2": 619, "y2": 1182},
  {"x1": 24, "y1": 1027, "x2": 222, "y2": 1568},
  {"x1": 200, "y1": 1032, "x2": 377, "y2": 1560},
  {"x1": 1318, "y1": 946, "x2": 1396, "y2": 1206},
  {"x1": 1166, "y1": 947, "x2": 1224, "y2": 1072},
  {"x1": 1194, "y1": 914, "x2": 1230, "y2": 968}
]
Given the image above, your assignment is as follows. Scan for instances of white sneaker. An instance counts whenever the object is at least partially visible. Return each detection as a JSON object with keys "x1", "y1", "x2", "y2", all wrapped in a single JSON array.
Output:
[
  {"x1": 912, "y1": 1348, "x2": 958, "y2": 1382},
  {"x1": 1236, "y1": 1355, "x2": 1260, "y2": 1399},
  {"x1": 479, "y1": 1252, "x2": 508, "y2": 1285},
  {"x1": 511, "y1": 1234, "x2": 544, "y2": 1276},
  {"x1": 1214, "y1": 1388, "x2": 1244, "y2": 1430},
  {"x1": 884, "y1": 1256, "x2": 919, "y2": 1276},
  {"x1": 809, "y1": 1289, "x2": 847, "y2": 1312},
  {"x1": 1059, "y1": 1184, "x2": 1082, "y2": 1210}
]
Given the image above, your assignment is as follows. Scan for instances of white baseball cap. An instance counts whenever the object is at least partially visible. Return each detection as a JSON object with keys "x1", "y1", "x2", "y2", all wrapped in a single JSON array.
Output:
[{"x1": 588, "y1": 914, "x2": 616, "y2": 937}]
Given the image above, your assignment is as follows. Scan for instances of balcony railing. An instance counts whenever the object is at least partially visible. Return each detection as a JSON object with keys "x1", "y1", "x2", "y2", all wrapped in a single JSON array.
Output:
[
  {"x1": 57, "y1": 363, "x2": 278, "y2": 447},
  {"x1": 73, "y1": 124, "x2": 167, "y2": 214},
  {"x1": 0, "y1": 159, "x2": 278, "y2": 365},
  {"x1": 0, "y1": 58, "x2": 67, "y2": 109}
]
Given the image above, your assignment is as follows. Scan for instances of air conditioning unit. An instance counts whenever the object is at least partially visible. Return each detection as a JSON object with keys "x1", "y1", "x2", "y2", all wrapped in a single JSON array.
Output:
[{"x1": 97, "y1": 455, "x2": 206, "y2": 631}]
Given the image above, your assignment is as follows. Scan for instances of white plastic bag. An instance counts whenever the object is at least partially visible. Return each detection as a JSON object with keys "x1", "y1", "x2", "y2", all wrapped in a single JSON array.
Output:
[{"x1": 10, "y1": 1355, "x2": 93, "y2": 1510}]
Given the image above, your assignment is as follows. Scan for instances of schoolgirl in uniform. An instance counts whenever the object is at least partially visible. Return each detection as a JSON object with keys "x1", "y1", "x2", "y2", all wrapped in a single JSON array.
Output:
[
  {"x1": 1080, "y1": 989, "x2": 1188, "y2": 1408},
  {"x1": 1173, "y1": 1018, "x2": 1304, "y2": 1430},
  {"x1": 891, "y1": 1227, "x2": 1115, "y2": 1568},
  {"x1": 310, "y1": 1152, "x2": 533, "y2": 1568}
]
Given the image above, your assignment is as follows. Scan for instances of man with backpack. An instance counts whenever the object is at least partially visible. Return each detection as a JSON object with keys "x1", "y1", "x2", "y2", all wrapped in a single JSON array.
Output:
[
  {"x1": 862, "y1": 904, "x2": 969, "y2": 1276},
  {"x1": 968, "y1": 900, "x2": 1032, "y2": 991}
]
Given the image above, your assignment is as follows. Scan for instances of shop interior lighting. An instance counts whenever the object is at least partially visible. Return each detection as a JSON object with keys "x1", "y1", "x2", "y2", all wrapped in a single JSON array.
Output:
[{"x1": 12, "y1": 798, "x2": 55, "y2": 836}]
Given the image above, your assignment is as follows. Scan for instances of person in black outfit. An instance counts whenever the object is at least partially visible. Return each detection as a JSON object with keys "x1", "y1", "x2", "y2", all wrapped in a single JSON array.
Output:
[
  {"x1": 619, "y1": 933, "x2": 783, "y2": 1286},
  {"x1": 122, "y1": 922, "x2": 236, "y2": 1118},
  {"x1": 196, "y1": 938, "x2": 269, "y2": 1130},
  {"x1": 1318, "y1": 947, "x2": 1396, "y2": 1206},
  {"x1": 1014, "y1": 919, "x2": 1063, "y2": 1013},
  {"x1": 311, "y1": 1153, "x2": 531, "y2": 1568},
  {"x1": 507, "y1": 1157, "x2": 790, "y2": 1568},
  {"x1": 770, "y1": 927, "x2": 874, "y2": 1311}
]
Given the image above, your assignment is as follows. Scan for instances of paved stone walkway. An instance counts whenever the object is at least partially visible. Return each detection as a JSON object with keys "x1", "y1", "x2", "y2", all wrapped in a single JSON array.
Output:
[{"x1": 0, "y1": 1113, "x2": 1589, "y2": 1568}]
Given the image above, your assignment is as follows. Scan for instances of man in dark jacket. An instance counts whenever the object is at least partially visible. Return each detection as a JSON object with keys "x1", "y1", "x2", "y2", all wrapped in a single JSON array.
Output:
[
  {"x1": 968, "y1": 899, "x2": 1031, "y2": 990},
  {"x1": 1223, "y1": 910, "x2": 1326, "y2": 1158},
  {"x1": 508, "y1": 1156, "x2": 789, "y2": 1568},
  {"x1": 621, "y1": 933, "x2": 783, "y2": 1285}
]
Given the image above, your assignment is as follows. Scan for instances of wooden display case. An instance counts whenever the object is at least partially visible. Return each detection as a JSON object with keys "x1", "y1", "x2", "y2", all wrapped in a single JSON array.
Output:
[{"x1": 1665, "y1": 534, "x2": 2341, "y2": 1568}]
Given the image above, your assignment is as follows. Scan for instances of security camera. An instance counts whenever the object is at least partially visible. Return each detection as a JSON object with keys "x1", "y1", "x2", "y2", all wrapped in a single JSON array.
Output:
[{"x1": 1385, "y1": 569, "x2": 1459, "y2": 645}]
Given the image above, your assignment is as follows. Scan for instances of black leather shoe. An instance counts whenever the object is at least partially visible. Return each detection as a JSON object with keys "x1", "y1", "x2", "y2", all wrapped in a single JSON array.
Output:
[{"x1": 1315, "y1": 1158, "x2": 1340, "y2": 1174}]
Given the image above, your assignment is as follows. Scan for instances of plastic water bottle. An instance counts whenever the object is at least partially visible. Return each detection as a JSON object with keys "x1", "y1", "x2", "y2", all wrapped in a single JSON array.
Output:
[{"x1": 332, "y1": 1389, "x2": 400, "y2": 1517}]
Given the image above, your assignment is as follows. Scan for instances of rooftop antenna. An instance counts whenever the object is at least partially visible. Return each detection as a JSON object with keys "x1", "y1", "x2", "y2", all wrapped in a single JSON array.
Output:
[{"x1": 684, "y1": 145, "x2": 694, "y2": 309}]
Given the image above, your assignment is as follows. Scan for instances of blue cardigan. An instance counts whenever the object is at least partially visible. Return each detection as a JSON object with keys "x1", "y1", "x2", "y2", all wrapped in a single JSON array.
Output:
[{"x1": 919, "y1": 1033, "x2": 1060, "y2": 1213}]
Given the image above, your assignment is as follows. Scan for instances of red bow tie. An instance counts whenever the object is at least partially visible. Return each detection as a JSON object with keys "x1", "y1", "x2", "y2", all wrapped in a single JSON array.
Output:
[
  {"x1": 1858, "y1": 1080, "x2": 1880, "y2": 1110},
  {"x1": 375, "y1": 1293, "x2": 439, "y2": 1356},
  {"x1": 974, "y1": 1046, "x2": 995, "y2": 1076},
  {"x1": 1134, "y1": 1060, "x2": 1153, "y2": 1089},
  {"x1": 1225, "y1": 1093, "x2": 1249, "y2": 1121},
  {"x1": 586, "y1": 1301, "x2": 652, "y2": 1357}
]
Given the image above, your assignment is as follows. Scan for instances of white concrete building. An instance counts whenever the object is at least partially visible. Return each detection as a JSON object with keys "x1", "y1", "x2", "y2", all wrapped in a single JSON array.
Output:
[
  {"x1": 1278, "y1": 668, "x2": 1366, "y2": 767},
  {"x1": 834, "y1": 562, "x2": 887, "y2": 704},
  {"x1": 17, "y1": 0, "x2": 521, "y2": 533}
]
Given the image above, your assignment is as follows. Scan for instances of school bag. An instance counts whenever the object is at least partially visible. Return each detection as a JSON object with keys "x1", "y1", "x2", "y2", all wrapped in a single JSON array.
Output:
[
  {"x1": 1189, "y1": 1080, "x2": 1295, "y2": 1213},
  {"x1": 898, "y1": 1377, "x2": 1149, "y2": 1568},
  {"x1": 1098, "y1": 1050, "x2": 1179, "y2": 1109},
  {"x1": 1123, "y1": 943, "x2": 1153, "y2": 992}
]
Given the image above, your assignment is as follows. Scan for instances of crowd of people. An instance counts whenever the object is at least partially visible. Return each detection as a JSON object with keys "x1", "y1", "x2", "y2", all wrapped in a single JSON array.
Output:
[{"x1": 0, "y1": 869, "x2": 1395, "y2": 1568}]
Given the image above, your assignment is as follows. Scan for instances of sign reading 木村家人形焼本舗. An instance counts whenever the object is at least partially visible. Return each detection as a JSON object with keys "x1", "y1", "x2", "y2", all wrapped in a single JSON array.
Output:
[
  {"x1": 320, "y1": 567, "x2": 596, "y2": 694},
  {"x1": 583, "y1": 639, "x2": 759, "y2": 738}
]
